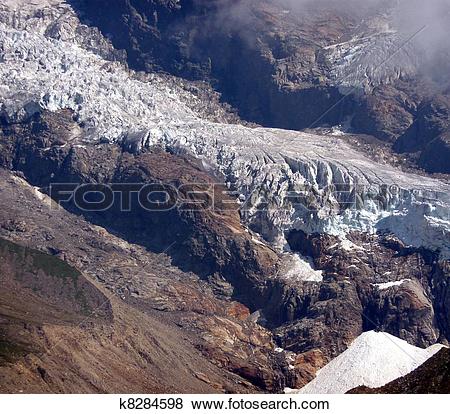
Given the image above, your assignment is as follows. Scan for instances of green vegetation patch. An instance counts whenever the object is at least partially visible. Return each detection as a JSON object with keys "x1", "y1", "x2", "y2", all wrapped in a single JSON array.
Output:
[
  {"x1": 0, "y1": 237, "x2": 93, "y2": 315},
  {"x1": 0, "y1": 237, "x2": 81, "y2": 282},
  {"x1": 0, "y1": 339, "x2": 28, "y2": 365}
]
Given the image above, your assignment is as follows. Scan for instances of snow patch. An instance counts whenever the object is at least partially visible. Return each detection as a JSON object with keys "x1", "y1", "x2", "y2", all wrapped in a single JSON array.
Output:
[
  {"x1": 281, "y1": 253, "x2": 323, "y2": 282},
  {"x1": 288, "y1": 331, "x2": 444, "y2": 394},
  {"x1": 372, "y1": 279, "x2": 411, "y2": 290},
  {"x1": 340, "y1": 238, "x2": 365, "y2": 252}
]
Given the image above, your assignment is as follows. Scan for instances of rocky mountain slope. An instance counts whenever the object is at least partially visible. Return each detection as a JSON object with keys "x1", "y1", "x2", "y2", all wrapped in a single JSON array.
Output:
[
  {"x1": 0, "y1": 0, "x2": 449, "y2": 393},
  {"x1": 0, "y1": 169, "x2": 290, "y2": 393}
]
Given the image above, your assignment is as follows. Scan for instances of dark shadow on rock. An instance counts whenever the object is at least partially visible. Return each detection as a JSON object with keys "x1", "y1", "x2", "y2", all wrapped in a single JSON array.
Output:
[{"x1": 66, "y1": 0, "x2": 355, "y2": 130}]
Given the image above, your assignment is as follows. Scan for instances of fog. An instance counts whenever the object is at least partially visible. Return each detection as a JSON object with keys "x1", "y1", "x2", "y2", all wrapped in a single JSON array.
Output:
[
  {"x1": 217, "y1": 0, "x2": 450, "y2": 86},
  {"x1": 392, "y1": 0, "x2": 450, "y2": 85},
  {"x1": 267, "y1": 0, "x2": 449, "y2": 47}
]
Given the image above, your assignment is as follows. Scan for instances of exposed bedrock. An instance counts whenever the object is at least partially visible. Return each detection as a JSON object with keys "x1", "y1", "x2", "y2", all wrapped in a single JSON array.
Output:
[
  {"x1": 394, "y1": 94, "x2": 450, "y2": 174},
  {"x1": 0, "y1": 111, "x2": 278, "y2": 311},
  {"x1": 285, "y1": 229, "x2": 450, "y2": 351},
  {"x1": 0, "y1": 179, "x2": 291, "y2": 393}
]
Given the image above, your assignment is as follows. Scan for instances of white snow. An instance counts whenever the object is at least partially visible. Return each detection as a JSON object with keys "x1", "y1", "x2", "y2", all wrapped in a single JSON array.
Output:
[
  {"x1": 288, "y1": 331, "x2": 445, "y2": 394},
  {"x1": 0, "y1": 1, "x2": 449, "y2": 259},
  {"x1": 340, "y1": 238, "x2": 365, "y2": 252},
  {"x1": 327, "y1": 31, "x2": 418, "y2": 92},
  {"x1": 323, "y1": 6, "x2": 421, "y2": 94},
  {"x1": 372, "y1": 279, "x2": 411, "y2": 290},
  {"x1": 281, "y1": 253, "x2": 323, "y2": 282}
]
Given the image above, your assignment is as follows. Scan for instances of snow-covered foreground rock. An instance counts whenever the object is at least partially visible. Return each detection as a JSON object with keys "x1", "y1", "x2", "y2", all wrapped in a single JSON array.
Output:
[
  {"x1": 288, "y1": 331, "x2": 445, "y2": 394},
  {"x1": 0, "y1": 0, "x2": 449, "y2": 257}
]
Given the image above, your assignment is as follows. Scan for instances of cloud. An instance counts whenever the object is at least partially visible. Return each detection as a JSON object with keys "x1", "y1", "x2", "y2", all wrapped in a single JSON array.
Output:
[
  {"x1": 214, "y1": 0, "x2": 450, "y2": 86},
  {"x1": 392, "y1": 0, "x2": 450, "y2": 85}
]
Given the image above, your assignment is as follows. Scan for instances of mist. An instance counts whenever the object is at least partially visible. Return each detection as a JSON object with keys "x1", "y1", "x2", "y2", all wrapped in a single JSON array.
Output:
[
  {"x1": 215, "y1": 0, "x2": 450, "y2": 87},
  {"x1": 393, "y1": 0, "x2": 450, "y2": 86}
]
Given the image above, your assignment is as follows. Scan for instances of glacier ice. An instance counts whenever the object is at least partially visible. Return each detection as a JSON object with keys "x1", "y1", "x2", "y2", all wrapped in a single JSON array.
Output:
[{"x1": 0, "y1": 0, "x2": 449, "y2": 258}]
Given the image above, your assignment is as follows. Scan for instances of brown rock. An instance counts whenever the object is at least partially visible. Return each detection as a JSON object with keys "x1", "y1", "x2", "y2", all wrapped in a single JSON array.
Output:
[{"x1": 290, "y1": 349, "x2": 327, "y2": 389}]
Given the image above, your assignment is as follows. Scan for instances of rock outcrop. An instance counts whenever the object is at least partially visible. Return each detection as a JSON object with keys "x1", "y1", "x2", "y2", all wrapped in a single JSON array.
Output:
[
  {"x1": 394, "y1": 94, "x2": 450, "y2": 174},
  {"x1": 0, "y1": 169, "x2": 289, "y2": 393},
  {"x1": 282, "y1": 230, "x2": 449, "y2": 352}
]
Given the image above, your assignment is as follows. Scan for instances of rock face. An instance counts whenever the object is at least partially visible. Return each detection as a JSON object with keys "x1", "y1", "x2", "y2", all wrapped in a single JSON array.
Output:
[
  {"x1": 430, "y1": 261, "x2": 450, "y2": 343},
  {"x1": 394, "y1": 94, "x2": 450, "y2": 174},
  {"x1": 283, "y1": 230, "x2": 450, "y2": 349},
  {"x1": 0, "y1": 110, "x2": 279, "y2": 311},
  {"x1": 0, "y1": 169, "x2": 290, "y2": 393},
  {"x1": 394, "y1": 95, "x2": 450, "y2": 153},
  {"x1": 349, "y1": 347, "x2": 450, "y2": 394},
  {"x1": 419, "y1": 132, "x2": 450, "y2": 174},
  {"x1": 287, "y1": 349, "x2": 327, "y2": 390}
]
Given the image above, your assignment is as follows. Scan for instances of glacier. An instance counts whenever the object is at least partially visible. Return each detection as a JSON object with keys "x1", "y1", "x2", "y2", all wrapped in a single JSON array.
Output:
[
  {"x1": 0, "y1": 0, "x2": 449, "y2": 258},
  {"x1": 325, "y1": 28, "x2": 418, "y2": 93}
]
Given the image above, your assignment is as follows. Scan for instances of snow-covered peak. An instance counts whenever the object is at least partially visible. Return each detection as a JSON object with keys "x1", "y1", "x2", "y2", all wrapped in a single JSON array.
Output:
[{"x1": 290, "y1": 331, "x2": 445, "y2": 394}]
